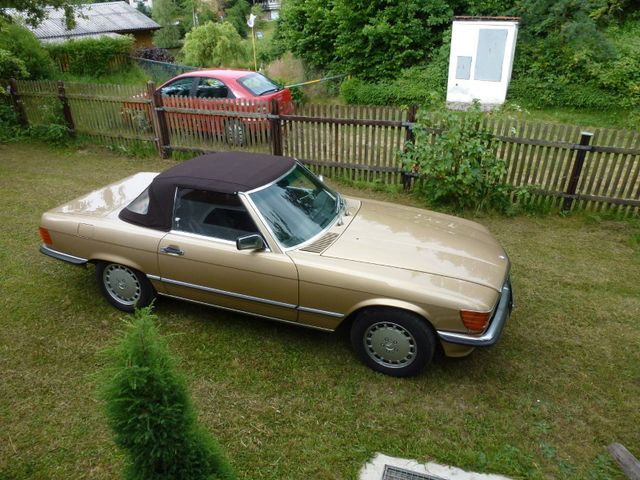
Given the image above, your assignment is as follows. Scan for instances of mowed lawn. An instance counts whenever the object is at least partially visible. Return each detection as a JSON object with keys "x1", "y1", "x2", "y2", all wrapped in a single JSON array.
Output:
[{"x1": 1, "y1": 142, "x2": 639, "y2": 480}]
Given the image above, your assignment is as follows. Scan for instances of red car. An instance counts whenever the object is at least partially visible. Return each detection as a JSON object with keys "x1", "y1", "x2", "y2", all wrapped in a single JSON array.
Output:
[{"x1": 126, "y1": 69, "x2": 293, "y2": 145}]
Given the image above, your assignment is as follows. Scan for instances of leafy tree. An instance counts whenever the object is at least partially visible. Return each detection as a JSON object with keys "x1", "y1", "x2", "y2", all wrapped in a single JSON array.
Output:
[
  {"x1": 152, "y1": 0, "x2": 183, "y2": 48},
  {"x1": 276, "y1": 0, "x2": 338, "y2": 71},
  {"x1": 278, "y1": 0, "x2": 454, "y2": 80},
  {"x1": 224, "y1": 0, "x2": 250, "y2": 38},
  {"x1": 333, "y1": 0, "x2": 453, "y2": 80},
  {"x1": 100, "y1": 306, "x2": 236, "y2": 480},
  {"x1": 0, "y1": 0, "x2": 77, "y2": 29},
  {"x1": 182, "y1": 20, "x2": 246, "y2": 67},
  {"x1": 0, "y1": 19, "x2": 56, "y2": 79}
]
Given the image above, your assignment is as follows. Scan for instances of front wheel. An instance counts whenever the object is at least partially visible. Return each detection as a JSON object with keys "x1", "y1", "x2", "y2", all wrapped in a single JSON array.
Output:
[
  {"x1": 96, "y1": 262, "x2": 155, "y2": 312},
  {"x1": 350, "y1": 308, "x2": 436, "y2": 377}
]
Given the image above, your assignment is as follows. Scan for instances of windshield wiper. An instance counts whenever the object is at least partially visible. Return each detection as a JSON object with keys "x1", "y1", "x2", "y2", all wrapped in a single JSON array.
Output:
[{"x1": 260, "y1": 88, "x2": 279, "y2": 95}]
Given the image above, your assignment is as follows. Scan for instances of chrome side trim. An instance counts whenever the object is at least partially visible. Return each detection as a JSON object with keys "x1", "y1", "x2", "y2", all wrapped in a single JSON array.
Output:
[
  {"x1": 157, "y1": 292, "x2": 334, "y2": 332},
  {"x1": 437, "y1": 278, "x2": 513, "y2": 347},
  {"x1": 40, "y1": 245, "x2": 88, "y2": 265},
  {"x1": 151, "y1": 275, "x2": 345, "y2": 319},
  {"x1": 298, "y1": 306, "x2": 344, "y2": 318},
  {"x1": 156, "y1": 276, "x2": 297, "y2": 309}
]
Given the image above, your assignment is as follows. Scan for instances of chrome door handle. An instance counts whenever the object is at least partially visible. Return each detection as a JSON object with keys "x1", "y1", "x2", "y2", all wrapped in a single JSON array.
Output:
[{"x1": 161, "y1": 245, "x2": 184, "y2": 256}]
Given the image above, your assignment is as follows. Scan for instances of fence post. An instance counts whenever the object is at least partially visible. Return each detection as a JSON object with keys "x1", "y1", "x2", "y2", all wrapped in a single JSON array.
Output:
[
  {"x1": 8, "y1": 78, "x2": 29, "y2": 128},
  {"x1": 57, "y1": 80, "x2": 75, "y2": 137},
  {"x1": 401, "y1": 104, "x2": 418, "y2": 191},
  {"x1": 270, "y1": 99, "x2": 282, "y2": 156},
  {"x1": 562, "y1": 131, "x2": 593, "y2": 211},
  {"x1": 147, "y1": 81, "x2": 171, "y2": 159}
]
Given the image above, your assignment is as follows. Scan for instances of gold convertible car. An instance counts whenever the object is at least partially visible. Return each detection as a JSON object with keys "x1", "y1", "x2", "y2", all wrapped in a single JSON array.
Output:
[{"x1": 39, "y1": 152, "x2": 513, "y2": 376}]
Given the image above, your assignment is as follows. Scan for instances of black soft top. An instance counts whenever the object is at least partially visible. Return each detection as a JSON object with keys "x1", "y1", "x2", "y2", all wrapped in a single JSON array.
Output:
[{"x1": 119, "y1": 152, "x2": 296, "y2": 231}]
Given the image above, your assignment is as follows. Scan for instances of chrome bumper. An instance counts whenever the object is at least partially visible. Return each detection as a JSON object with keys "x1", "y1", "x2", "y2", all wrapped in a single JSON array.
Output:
[
  {"x1": 40, "y1": 245, "x2": 88, "y2": 265},
  {"x1": 437, "y1": 279, "x2": 513, "y2": 347}
]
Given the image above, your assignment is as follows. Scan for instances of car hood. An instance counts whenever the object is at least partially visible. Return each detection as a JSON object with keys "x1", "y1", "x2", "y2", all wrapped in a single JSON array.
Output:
[{"x1": 322, "y1": 200, "x2": 509, "y2": 292}]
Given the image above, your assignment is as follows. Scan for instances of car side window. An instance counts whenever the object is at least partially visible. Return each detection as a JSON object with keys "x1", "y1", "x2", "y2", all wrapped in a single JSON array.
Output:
[
  {"x1": 173, "y1": 188, "x2": 260, "y2": 242},
  {"x1": 196, "y1": 78, "x2": 232, "y2": 99},
  {"x1": 160, "y1": 78, "x2": 195, "y2": 97}
]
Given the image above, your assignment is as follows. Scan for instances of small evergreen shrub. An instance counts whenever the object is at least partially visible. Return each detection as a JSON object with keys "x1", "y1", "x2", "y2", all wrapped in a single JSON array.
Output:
[
  {"x1": 45, "y1": 36, "x2": 135, "y2": 77},
  {"x1": 399, "y1": 103, "x2": 510, "y2": 212},
  {"x1": 100, "y1": 306, "x2": 236, "y2": 480}
]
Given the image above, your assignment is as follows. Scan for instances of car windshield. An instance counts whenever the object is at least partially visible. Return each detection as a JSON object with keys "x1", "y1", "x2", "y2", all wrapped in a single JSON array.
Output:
[
  {"x1": 238, "y1": 73, "x2": 281, "y2": 96},
  {"x1": 249, "y1": 165, "x2": 339, "y2": 248}
]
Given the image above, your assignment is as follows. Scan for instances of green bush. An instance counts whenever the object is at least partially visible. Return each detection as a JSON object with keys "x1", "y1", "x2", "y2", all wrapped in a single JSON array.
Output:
[
  {"x1": 0, "y1": 49, "x2": 29, "y2": 80},
  {"x1": 340, "y1": 31, "x2": 449, "y2": 107},
  {"x1": 45, "y1": 36, "x2": 134, "y2": 77},
  {"x1": 399, "y1": 103, "x2": 509, "y2": 212},
  {"x1": 0, "y1": 100, "x2": 23, "y2": 143},
  {"x1": 100, "y1": 306, "x2": 236, "y2": 480},
  {"x1": 0, "y1": 20, "x2": 55, "y2": 79},
  {"x1": 340, "y1": 65, "x2": 445, "y2": 107}
]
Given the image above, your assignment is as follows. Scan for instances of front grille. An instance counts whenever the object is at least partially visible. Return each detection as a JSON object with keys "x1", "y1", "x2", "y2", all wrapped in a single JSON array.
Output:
[{"x1": 300, "y1": 232, "x2": 339, "y2": 253}]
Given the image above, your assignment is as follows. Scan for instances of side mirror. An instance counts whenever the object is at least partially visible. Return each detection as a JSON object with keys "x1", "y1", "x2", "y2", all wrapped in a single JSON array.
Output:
[{"x1": 236, "y1": 234, "x2": 265, "y2": 251}]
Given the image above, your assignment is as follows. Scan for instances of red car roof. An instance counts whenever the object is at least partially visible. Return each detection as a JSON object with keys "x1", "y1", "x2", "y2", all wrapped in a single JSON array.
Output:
[{"x1": 174, "y1": 69, "x2": 257, "y2": 81}]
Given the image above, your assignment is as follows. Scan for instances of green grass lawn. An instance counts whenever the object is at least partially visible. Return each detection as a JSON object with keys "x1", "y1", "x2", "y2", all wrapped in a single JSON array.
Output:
[{"x1": 0, "y1": 142, "x2": 638, "y2": 479}]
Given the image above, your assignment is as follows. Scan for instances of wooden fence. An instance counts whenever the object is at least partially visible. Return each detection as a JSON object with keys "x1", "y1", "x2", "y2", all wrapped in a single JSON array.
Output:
[{"x1": 6, "y1": 79, "x2": 640, "y2": 215}]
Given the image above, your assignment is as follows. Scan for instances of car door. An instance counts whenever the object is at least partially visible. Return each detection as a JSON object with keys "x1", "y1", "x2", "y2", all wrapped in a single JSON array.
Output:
[
  {"x1": 194, "y1": 77, "x2": 235, "y2": 140},
  {"x1": 157, "y1": 187, "x2": 299, "y2": 321}
]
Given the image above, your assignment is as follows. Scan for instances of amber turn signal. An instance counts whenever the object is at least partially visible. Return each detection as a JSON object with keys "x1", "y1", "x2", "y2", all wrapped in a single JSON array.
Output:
[
  {"x1": 39, "y1": 227, "x2": 52, "y2": 246},
  {"x1": 460, "y1": 310, "x2": 491, "y2": 332}
]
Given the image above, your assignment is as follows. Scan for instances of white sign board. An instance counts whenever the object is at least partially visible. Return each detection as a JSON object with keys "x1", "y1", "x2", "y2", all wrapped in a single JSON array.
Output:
[{"x1": 446, "y1": 18, "x2": 519, "y2": 106}]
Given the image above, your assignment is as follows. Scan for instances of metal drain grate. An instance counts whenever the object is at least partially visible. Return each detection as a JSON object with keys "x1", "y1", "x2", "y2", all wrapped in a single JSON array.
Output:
[{"x1": 382, "y1": 465, "x2": 447, "y2": 480}]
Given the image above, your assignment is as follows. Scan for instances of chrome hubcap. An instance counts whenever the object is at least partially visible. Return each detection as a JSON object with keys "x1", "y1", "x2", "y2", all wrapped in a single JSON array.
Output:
[
  {"x1": 103, "y1": 264, "x2": 141, "y2": 306},
  {"x1": 364, "y1": 322, "x2": 416, "y2": 368}
]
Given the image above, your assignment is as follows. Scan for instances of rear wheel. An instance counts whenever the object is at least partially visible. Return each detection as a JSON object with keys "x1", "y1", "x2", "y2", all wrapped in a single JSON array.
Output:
[
  {"x1": 96, "y1": 262, "x2": 155, "y2": 312},
  {"x1": 350, "y1": 308, "x2": 436, "y2": 377},
  {"x1": 225, "y1": 119, "x2": 245, "y2": 146}
]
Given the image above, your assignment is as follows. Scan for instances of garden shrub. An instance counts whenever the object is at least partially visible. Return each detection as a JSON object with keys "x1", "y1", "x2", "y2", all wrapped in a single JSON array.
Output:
[
  {"x1": 340, "y1": 32, "x2": 450, "y2": 107},
  {"x1": 134, "y1": 46, "x2": 175, "y2": 63},
  {"x1": 45, "y1": 36, "x2": 134, "y2": 77},
  {"x1": 399, "y1": 103, "x2": 509, "y2": 212},
  {"x1": 0, "y1": 49, "x2": 29, "y2": 80},
  {"x1": 0, "y1": 95, "x2": 23, "y2": 143},
  {"x1": 0, "y1": 20, "x2": 55, "y2": 79},
  {"x1": 100, "y1": 306, "x2": 236, "y2": 480}
]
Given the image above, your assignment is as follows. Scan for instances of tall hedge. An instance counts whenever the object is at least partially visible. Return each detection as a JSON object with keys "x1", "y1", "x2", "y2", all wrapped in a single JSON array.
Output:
[
  {"x1": 100, "y1": 307, "x2": 236, "y2": 480},
  {"x1": 45, "y1": 36, "x2": 134, "y2": 77}
]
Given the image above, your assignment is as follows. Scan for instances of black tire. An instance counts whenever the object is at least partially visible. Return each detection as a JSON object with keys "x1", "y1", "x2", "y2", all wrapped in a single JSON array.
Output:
[
  {"x1": 225, "y1": 119, "x2": 245, "y2": 146},
  {"x1": 350, "y1": 308, "x2": 436, "y2": 377},
  {"x1": 96, "y1": 262, "x2": 156, "y2": 312}
]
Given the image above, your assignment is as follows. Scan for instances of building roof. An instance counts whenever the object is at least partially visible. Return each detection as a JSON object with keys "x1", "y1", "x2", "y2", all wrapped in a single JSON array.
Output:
[
  {"x1": 11, "y1": 1, "x2": 160, "y2": 41},
  {"x1": 119, "y1": 152, "x2": 297, "y2": 231}
]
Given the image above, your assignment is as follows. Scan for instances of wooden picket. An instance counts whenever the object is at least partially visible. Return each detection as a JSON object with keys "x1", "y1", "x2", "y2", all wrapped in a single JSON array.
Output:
[{"x1": 7, "y1": 78, "x2": 640, "y2": 215}]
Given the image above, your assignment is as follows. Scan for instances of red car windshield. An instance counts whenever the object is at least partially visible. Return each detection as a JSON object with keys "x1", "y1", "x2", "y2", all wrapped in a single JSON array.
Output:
[{"x1": 238, "y1": 73, "x2": 281, "y2": 96}]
